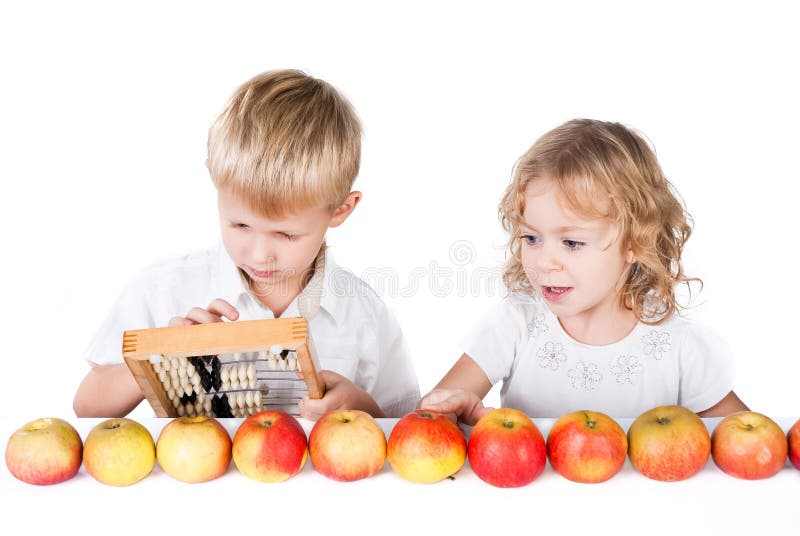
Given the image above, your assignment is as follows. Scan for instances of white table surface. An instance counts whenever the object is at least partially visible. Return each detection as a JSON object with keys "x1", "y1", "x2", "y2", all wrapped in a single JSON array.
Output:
[{"x1": 2, "y1": 416, "x2": 798, "y2": 535}]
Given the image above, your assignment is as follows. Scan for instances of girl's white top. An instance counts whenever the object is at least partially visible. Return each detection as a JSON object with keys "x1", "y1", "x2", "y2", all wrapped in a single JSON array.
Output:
[{"x1": 462, "y1": 293, "x2": 734, "y2": 417}]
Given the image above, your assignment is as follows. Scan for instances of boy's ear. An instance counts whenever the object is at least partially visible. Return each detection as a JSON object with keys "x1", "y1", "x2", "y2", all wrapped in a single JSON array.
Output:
[{"x1": 329, "y1": 191, "x2": 362, "y2": 228}]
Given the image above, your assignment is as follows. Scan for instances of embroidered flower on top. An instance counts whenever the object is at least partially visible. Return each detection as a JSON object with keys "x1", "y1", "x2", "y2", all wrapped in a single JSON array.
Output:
[
  {"x1": 527, "y1": 312, "x2": 549, "y2": 339},
  {"x1": 568, "y1": 361, "x2": 603, "y2": 391},
  {"x1": 537, "y1": 341, "x2": 567, "y2": 371},
  {"x1": 642, "y1": 330, "x2": 672, "y2": 361},
  {"x1": 610, "y1": 354, "x2": 643, "y2": 384}
]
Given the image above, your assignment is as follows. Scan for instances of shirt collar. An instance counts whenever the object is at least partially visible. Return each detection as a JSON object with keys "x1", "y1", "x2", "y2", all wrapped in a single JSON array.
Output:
[{"x1": 215, "y1": 242, "x2": 341, "y2": 324}]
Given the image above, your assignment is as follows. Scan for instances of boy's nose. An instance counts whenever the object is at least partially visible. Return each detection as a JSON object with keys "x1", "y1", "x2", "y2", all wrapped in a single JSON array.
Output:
[{"x1": 251, "y1": 236, "x2": 277, "y2": 266}]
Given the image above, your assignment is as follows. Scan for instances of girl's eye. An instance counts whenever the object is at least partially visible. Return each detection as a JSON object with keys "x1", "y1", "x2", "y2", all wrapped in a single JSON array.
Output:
[
  {"x1": 563, "y1": 240, "x2": 585, "y2": 250},
  {"x1": 522, "y1": 234, "x2": 539, "y2": 245}
]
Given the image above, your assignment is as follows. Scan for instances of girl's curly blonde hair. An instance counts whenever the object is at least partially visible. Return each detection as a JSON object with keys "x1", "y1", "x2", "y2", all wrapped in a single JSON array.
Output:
[{"x1": 499, "y1": 119, "x2": 700, "y2": 324}]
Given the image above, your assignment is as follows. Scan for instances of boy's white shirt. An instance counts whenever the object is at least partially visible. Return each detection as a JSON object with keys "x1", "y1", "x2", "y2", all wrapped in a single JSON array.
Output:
[
  {"x1": 462, "y1": 293, "x2": 735, "y2": 418},
  {"x1": 83, "y1": 243, "x2": 420, "y2": 417}
]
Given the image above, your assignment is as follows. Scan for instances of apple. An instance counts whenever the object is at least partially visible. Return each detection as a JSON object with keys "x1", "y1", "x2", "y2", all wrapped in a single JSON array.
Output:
[
  {"x1": 309, "y1": 409, "x2": 386, "y2": 482},
  {"x1": 233, "y1": 410, "x2": 308, "y2": 482},
  {"x1": 83, "y1": 418, "x2": 155, "y2": 486},
  {"x1": 5, "y1": 417, "x2": 82, "y2": 485},
  {"x1": 547, "y1": 410, "x2": 627, "y2": 483},
  {"x1": 387, "y1": 410, "x2": 466, "y2": 484},
  {"x1": 789, "y1": 418, "x2": 800, "y2": 470},
  {"x1": 156, "y1": 415, "x2": 232, "y2": 483},
  {"x1": 468, "y1": 408, "x2": 546, "y2": 487},
  {"x1": 711, "y1": 411, "x2": 787, "y2": 479},
  {"x1": 627, "y1": 405, "x2": 710, "y2": 481}
]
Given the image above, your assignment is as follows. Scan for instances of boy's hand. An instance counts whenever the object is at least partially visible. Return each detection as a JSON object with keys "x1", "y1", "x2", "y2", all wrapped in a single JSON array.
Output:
[
  {"x1": 298, "y1": 371, "x2": 384, "y2": 420},
  {"x1": 418, "y1": 388, "x2": 492, "y2": 426},
  {"x1": 168, "y1": 299, "x2": 239, "y2": 326}
]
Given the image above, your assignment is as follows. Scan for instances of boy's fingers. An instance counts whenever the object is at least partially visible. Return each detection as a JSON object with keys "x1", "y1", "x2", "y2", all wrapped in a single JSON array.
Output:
[
  {"x1": 168, "y1": 316, "x2": 194, "y2": 327},
  {"x1": 185, "y1": 307, "x2": 223, "y2": 324},
  {"x1": 207, "y1": 299, "x2": 239, "y2": 321}
]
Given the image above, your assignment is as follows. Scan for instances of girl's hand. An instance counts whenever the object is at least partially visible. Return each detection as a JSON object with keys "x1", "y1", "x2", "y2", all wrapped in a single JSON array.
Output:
[
  {"x1": 168, "y1": 298, "x2": 239, "y2": 326},
  {"x1": 419, "y1": 388, "x2": 493, "y2": 426}
]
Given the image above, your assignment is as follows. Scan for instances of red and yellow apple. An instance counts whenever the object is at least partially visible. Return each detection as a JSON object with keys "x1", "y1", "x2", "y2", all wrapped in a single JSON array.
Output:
[
  {"x1": 233, "y1": 410, "x2": 308, "y2": 482},
  {"x1": 309, "y1": 409, "x2": 386, "y2": 482},
  {"x1": 83, "y1": 418, "x2": 155, "y2": 486},
  {"x1": 547, "y1": 410, "x2": 627, "y2": 483},
  {"x1": 387, "y1": 410, "x2": 466, "y2": 483},
  {"x1": 711, "y1": 411, "x2": 787, "y2": 479},
  {"x1": 5, "y1": 417, "x2": 82, "y2": 485},
  {"x1": 468, "y1": 408, "x2": 546, "y2": 487},
  {"x1": 628, "y1": 405, "x2": 710, "y2": 481},
  {"x1": 156, "y1": 416, "x2": 231, "y2": 483},
  {"x1": 789, "y1": 418, "x2": 800, "y2": 471}
]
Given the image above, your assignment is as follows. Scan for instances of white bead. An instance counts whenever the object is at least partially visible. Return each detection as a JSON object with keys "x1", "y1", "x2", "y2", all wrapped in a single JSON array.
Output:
[
  {"x1": 178, "y1": 365, "x2": 187, "y2": 379},
  {"x1": 237, "y1": 364, "x2": 247, "y2": 382},
  {"x1": 245, "y1": 390, "x2": 254, "y2": 408},
  {"x1": 171, "y1": 396, "x2": 180, "y2": 409},
  {"x1": 279, "y1": 358, "x2": 288, "y2": 371},
  {"x1": 169, "y1": 368, "x2": 178, "y2": 381},
  {"x1": 158, "y1": 370, "x2": 167, "y2": 382},
  {"x1": 269, "y1": 344, "x2": 283, "y2": 356},
  {"x1": 179, "y1": 356, "x2": 189, "y2": 368},
  {"x1": 162, "y1": 359, "x2": 171, "y2": 372},
  {"x1": 236, "y1": 392, "x2": 245, "y2": 409},
  {"x1": 177, "y1": 404, "x2": 185, "y2": 417},
  {"x1": 249, "y1": 379, "x2": 256, "y2": 389},
  {"x1": 162, "y1": 377, "x2": 172, "y2": 391},
  {"x1": 153, "y1": 361, "x2": 163, "y2": 373},
  {"x1": 171, "y1": 358, "x2": 179, "y2": 370},
  {"x1": 204, "y1": 399, "x2": 212, "y2": 414},
  {"x1": 186, "y1": 404, "x2": 196, "y2": 418},
  {"x1": 190, "y1": 372, "x2": 200, "y2": 386},
  {"x1": 221, "y1": 380, "x2": 230, "y2": 391},
  {"x1": 246, "y1": 363, "x2": 256, "y2": 382},
  {"x1": 231, "y1": 379, "x2": 241, "y2": 391},
  {"x1": 288, "y1": 356, "x2": 298, "y2": 371},
  {"x1": 233, "y1": 352, "x2": 242, "y2": 361},
  {"x1": 149, "y1": 354, "x2": 163, "y2": 365},
  {"x1": 269, "y1": 357, "x2": 278, "y2": 370},
  {"x1": 167, "y1": 387, "x2": 176, "y2": 401},
  {"x1": 221, "y1": 366, "x2": 230, "y2": 383},
  {"x1": 254, "y1": 390, "x2": 262, "y2": 408},
  {"x1": 195, "y1": 400, "x2": 204, "y2": 415},
  {"x1": 183, "y1": 385, "x2": 193, "y2": 397}
]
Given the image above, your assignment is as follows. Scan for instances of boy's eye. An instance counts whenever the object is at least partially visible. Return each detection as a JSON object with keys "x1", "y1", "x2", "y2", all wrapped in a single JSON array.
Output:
[
  {"x1": 280, "y1": 232, "x2": 296, "y2": 241},
  {"x1": 233, "y1": 223, "x2": 249, "y2": 229},
  {"x1": 522, "y1": 234, "x2": 539, "y2": 245},
  {"x1": 563, "y1": 240, "x2": 585, "y2": 250}
]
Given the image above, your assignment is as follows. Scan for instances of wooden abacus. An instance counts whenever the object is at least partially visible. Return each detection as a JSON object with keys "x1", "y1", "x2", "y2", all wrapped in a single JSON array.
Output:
[{"x1": 122, "y1": 317, "x2": 325, "y2": 418}]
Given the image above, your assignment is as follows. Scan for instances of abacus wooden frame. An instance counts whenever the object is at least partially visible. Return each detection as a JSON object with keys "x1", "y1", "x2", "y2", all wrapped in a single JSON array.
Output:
[{"x1": 122, "y1": 317, "x2": 324, "y2": 418}]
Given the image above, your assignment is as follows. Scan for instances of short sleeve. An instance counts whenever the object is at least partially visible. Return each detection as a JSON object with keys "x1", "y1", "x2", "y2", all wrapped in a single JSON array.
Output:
[
  {"x1": 82, "y1": 274, "x2": 156, "y2": 366},
  {"x1": 460, "y1": 296, "x2": 528, "y2": 386},
  {"x1": 357, "y1": 302, "x2": 420, "y2": 418},
  {"x1": 677, "y1": 322, "x2": 736, "y2": 412}
]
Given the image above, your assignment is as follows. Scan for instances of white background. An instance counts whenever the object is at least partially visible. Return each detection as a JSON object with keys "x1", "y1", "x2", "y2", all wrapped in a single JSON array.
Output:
[{"x1": 1, "y1": 0, "x2": 798, "y2": 424}]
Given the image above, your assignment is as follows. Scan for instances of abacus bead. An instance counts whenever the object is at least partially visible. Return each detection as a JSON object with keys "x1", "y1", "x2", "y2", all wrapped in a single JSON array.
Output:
[
  {"x1": 288, "y1": 356, "x2": 297, "y2": 371},
  {"x1": 269, "y1": 344, "x2": 283, "y2": 356},
  {"x1": 237, "y1": 364, "x2": 248, "y2": 382},
  {"x1": 233, "y1": 352, "x2": 242, "y2": 361},
  {"x1": 186, "y1": 404, "x2": 195, "y2": 418},
  {"x1": 204, "y1": 399, "x2": 212, "y2": 414},
  {"x1": 246, "y1": 363, "x2": 256, "y2": 382},
  {"x1": 162, "y1": 360, "x2": 171, "y2": 372},
  {"x1": 269, "y1": 358, "x2": 278, "y2": 370},
  {"x1": 245, "y1": 390, "x2": 254, "y2": 407},
  {"x1": 248, "y1": 379, "x2": 256, "y2": 389},
  {"x1": 171, "y1": 358, "x2": 180, "y2": 370},
  {"x1": 177, "y1": 404, "x2": 185, "y2": 417},
  {"x1": 279, "y1": 358, "x2": 288, "y2": 371},
  {"x1": 231, "y1": 379, "x2": 240, "y2": 391},
  {"x1": 222, "y1": 380, "x2": 231, "y2": 391},
  {"x1": 167, "y1": 387, "x2": 176, "y2": 401},
  {"x1": 190, "y1": 372, "x2": 200, "y2": 386},
  {"x1": 221, "y1": 366, "x2": 230, "y2": 383},
  {"x1": 254, "y1": 390, "x2": 262, "y2": 408},
  {"x1": 172, "y1": 396, "x2": 180, "y2": 409},
  {"x1": 158, "y1": 370, "x2": 168, "y2": 382},
  {"x1": 237, "y1": 392, "x2": 245, "y2": 409}
]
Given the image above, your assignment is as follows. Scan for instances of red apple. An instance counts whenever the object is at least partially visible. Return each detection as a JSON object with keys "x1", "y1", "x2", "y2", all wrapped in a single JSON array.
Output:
[
  {"x1": 83, "y1": 418, "x2": 155, "y2": 486},
  {"x1": 547, "y1": 410, "x2": 627, "y2": 483},
  {"x1": 309, "y1": 410, "x2": 386, "y2": 482},
  {"x1": 5, "y1": 417, "x2": 82, "y2": 485},
  {"x1": 628, "y1": 405, "x2": 710, "y2": 481},
  {"x1": 711, "y1": 411, "x2": 787, "y2": 479},
  {"x1": 156, "y1": 416, "x2": 231, "y2": 483},
  {"x1": 387, "y1": 410, "x2": 466, "y2": 483},
  {"x1": 789, "y1": 418, "x2": 800, "y2": 470},
  {"x1": 468, "y1": 408, "x2": 546, "y2": 487},
  {"x1": 233, "y1": 410, "x2": 308, "y2": 482}
]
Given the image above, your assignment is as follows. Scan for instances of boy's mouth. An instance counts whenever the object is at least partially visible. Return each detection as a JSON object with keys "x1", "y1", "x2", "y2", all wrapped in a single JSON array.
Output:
[{"x1": 541, "y1": 286, "x2": 572, "y2": 302}]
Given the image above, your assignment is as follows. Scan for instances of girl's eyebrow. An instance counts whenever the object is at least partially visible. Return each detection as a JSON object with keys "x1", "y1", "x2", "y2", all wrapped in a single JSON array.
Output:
[{"x1": 521, "y1": 220, "x2": 593, "y2": 233}]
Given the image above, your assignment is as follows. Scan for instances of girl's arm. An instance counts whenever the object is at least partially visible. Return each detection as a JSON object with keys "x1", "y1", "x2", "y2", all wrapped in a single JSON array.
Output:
[
  {"x1": 697, "y1": 390, "x2": 749, "y2": 417},
  {"x1": 418, "y1": 353, "x2": 493, "y2": 425},
  {"x1": 73, "y1": 364, "x2": 144, "y2": 417}
]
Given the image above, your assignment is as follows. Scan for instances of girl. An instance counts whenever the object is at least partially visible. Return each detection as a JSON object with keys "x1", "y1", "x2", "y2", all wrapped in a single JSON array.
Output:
[{"x1": 421, "y1": 119, "x2": 748, "y2": 423}]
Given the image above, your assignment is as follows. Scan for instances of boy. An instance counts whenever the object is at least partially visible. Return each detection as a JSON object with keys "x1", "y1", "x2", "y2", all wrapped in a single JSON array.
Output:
[{"x1": 73, "y1": 69, "x2": 420, "y2": 419}]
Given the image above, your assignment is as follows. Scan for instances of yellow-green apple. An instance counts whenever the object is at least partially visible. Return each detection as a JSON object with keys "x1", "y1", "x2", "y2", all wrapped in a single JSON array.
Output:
[
  {"x1": 547, "y1": 410, "x2": 627, "y2": 483},
  {"x1": 628, "y1": 405, "x2": 710, "y2": 481},
  {"x1": 309, "y1": 409, "x2": 386, "y2": 482},
  {"x1": 233, "y1": 410, "x2": 308, "y2": 482},
  {"x1": 387, "y1": 410, "x2": 466, "y2": 483},
  {"x1": 711, "y1": 411, "x2": 787, "y2": 479},
  {"x1": 789, "y1": 418, "x2": 800, "y2": 470},
  {"x1": 5, "y1": 417, "x2": 82, "y2": 485},
  {"x1": 83, "y1": 418, "x2": 155, "y2": 486},
  {"x1": 156, "y1": 416, "x2": 231, "y2": 483},
  {"x1": 468, "y1": 408, "x2": 546, "y2": 487}
]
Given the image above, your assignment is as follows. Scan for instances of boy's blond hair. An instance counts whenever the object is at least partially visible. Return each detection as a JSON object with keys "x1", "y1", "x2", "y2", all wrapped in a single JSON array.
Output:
[
  {"x1": 499, "y1": 119, "x2": 699, "y2": 324},
  {"x1": 207, "y1": 69, "x2": 361, "y2": 217}
]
